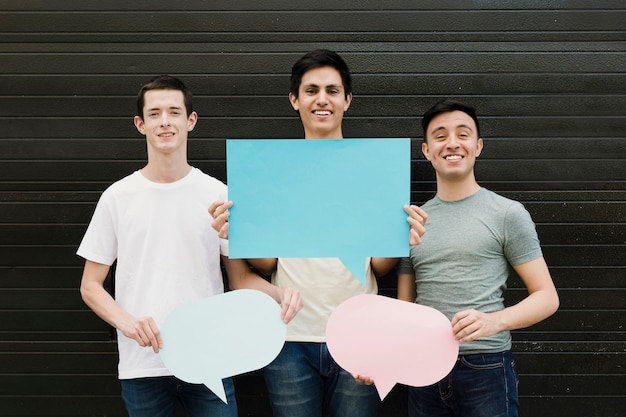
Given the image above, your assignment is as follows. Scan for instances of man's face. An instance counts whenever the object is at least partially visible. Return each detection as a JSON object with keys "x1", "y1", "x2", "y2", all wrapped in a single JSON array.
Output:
[
  {"x1": 289, "y1": 66, "x2": 352, "y2": 139},
  {"x1": 134, "y1": 89, "x2": 197, "y2": 156},
  {"x1": 422, "y1": 110, "x2": 483, "y2": 182}
]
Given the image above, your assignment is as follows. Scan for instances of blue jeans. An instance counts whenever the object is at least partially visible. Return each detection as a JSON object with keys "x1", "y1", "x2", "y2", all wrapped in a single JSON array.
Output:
[
  {"x1": 264, "y1": 341, "x2": 379, "y2": 417},
  {"x1": 408, "y1": 351, "x2": 519, "y2": 417},
  {"x1": 121, "y1": 376, "x2": 237, "y2": 417}
]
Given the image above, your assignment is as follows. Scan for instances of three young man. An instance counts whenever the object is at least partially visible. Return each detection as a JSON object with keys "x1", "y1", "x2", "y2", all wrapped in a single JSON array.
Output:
[{"x1": 79, "y1": 51, "x2": 558, "y2": 417}]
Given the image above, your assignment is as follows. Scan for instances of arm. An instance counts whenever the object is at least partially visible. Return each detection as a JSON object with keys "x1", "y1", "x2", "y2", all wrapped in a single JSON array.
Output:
[
  {"x1": 397, "y1": 272, "x2": 417, "y2": 302},
  {"x1": 222, "y1": 256, "x2": 302, "y2": 324},
  {"x1": 370, "y1": 257, "x2": 399, "y2": 277},
  {"x1": 79, "y1": 260, "x2": 162, "y2": 353},
  {"x1": 247, "y1": 258, "x2": 278, "y2": 277},
  {"x1": 451, "y1": 256, "x2": 559, "y2": 342}
]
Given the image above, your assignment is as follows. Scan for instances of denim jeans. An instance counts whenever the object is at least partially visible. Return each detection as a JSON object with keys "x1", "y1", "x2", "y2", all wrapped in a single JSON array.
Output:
[
  {"x1": 408, "y1": 351, "x2": 519, "y2": 417},
  {"x1": 264, "y1": 341, "x2": 379, "y2": 417},
  {"x1": 120, "y1": 376, "x2": 237, "y2": 417}
]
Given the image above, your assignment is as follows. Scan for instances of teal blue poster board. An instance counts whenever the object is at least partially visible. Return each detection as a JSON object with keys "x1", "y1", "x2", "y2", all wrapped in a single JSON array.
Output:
[{"x1": 226, "y1": 138, "x2": 410, "y2": 284}]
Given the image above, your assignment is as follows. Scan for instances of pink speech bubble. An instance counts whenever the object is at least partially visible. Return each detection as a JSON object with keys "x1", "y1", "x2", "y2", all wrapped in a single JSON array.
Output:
[{"x1": 326, "y1": 294, "x2": 458, "y2": 400}]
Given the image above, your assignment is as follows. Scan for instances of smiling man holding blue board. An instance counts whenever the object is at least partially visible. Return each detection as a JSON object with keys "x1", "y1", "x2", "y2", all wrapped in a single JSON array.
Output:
[{"x1": 210, "y1": 49, "x2": 427, "y2": 417}]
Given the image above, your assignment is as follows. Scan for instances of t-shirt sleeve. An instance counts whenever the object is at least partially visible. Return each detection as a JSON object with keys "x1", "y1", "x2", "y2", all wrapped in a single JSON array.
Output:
[
  {"x1": 397, "y1": 256, "x2": 415, "y2": 275},
  {"x1": 503, "y1": 202, "x2": 543, "y2": 266},
  {"x1": 76, "y1": 195, "x2": 118, "y2": 266}
]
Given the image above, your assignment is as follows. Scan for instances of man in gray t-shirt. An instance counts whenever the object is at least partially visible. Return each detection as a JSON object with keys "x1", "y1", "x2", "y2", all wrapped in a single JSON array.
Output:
[{"x1": 398, "y1": 100, "x2": 559, "y2": 417}]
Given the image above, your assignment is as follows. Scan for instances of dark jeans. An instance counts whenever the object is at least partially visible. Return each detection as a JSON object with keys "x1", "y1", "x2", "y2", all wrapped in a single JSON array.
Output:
[
  {"x1": 264, "y1": 341, "x2": 379, "y2": 417},
  {"x1": 121, "y1": 376, "x2": 237, "y2": 417},
  {"x1": 408, "y1": 351, "x2": 519, "y2": 417}
]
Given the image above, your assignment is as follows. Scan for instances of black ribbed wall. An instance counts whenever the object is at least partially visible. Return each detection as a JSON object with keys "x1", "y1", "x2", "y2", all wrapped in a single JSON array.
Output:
[{"x1": 1, "y1": 1, "x2": 624, "y2": 416}]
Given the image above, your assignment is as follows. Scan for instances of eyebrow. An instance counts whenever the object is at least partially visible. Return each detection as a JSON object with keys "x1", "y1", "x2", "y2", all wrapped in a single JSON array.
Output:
[
  {"x1": 146, "y1": 105, "x2": 184, "y2": 112},
  {"x1": 302, "y1": 83, "x2": 343, "y2": 89},
  {"x1": 431, "y1": 124, "x2": 474, "y2": 134}
]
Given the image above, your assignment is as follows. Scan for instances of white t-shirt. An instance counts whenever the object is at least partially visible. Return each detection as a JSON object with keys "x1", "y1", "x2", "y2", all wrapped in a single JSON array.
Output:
[
  {"x1": 77, "y1": 168, "x2": 228, "y2": 379},
  {"x1": 273, "y1": 258, "x2": 378, "y2": 342}
]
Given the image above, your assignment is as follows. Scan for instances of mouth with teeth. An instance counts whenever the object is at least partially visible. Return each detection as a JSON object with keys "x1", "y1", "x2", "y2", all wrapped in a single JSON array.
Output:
[
  {"x1": 313, "y1": 110, "x2": 332, "y2": 116},
  {"x1": 444, "y1": 155, "x2": 463, "y2": 160}
]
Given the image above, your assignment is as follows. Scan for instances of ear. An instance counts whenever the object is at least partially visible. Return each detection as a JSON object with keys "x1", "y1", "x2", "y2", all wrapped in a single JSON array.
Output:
[
  {"x1": 476, "y1": 138, "x2": 484, "y2": 156},
  {"x1": 187, "y1": 111, "x2": 198, "y2": 132},
  {"x1": 289, "y1": 92, "x2": 299, "y2": 111},
  {"x1": 421, "y1": 141, "x2": 431, "y2": 161},
  {"x1": 133, "y1": 115, "x2": 146, "y2": 135},
  {"x1": 343, "y1": 92, "x2": 353, "y2": 111}
]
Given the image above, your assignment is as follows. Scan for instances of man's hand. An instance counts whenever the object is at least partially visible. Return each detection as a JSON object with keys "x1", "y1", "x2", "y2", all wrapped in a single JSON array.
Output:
[
  {"x1": 352, "y1": 373, "x2": 374, "y2": 385},
  {"x1": 451, "y1": 309, "x2": 502, "y2": 343},
  {"x1": 277, "y1": 287, "x2": 304, "y2": 324},
  {"x1": 209, "y1": 200, "x2": 232, "y2": 239},
  {"x1": 404, "y1": 204, "x2": 428, "y2": 246},
  {"x1": 119, "y1": 316, "x2": 163, "y2": 353}
]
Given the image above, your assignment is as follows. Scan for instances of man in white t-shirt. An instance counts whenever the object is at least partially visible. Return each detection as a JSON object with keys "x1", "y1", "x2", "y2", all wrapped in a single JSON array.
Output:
[
  {"x1": 77, "y1": 75, "x2": 302, "y2": 417},
  {"x1": 209, "y1": 50, "x2": 427, "y2": 417}
]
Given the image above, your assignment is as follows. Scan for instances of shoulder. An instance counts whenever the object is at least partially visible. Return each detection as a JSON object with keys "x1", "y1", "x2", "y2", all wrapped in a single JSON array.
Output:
[
  {"x1": 479, "y1": 189, "x2": 535, "y2": 229},
  {"x1": 100, "y1": 171, "x2": 142, "y2": 198},
  {"x1": 480, "y1": 188, "x2": 523, "y2": 211},
  {"x1": 185, "y1": 168, "x2": 227, "y2": 197},
  {"x1": 190, "y1": 167, "x2": 225, "y2": 187}
]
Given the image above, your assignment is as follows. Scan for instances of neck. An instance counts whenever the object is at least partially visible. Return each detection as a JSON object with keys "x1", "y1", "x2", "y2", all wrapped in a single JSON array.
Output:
[
  {"x1": 304, "y1": 128, "x2": 343, "y2": 140},
  {"x1": 141, "y1": 152, "x2": 191, "y2": 183},
  {"x1": 435, "y1": 175, "x2": 481, "y2": 202}
]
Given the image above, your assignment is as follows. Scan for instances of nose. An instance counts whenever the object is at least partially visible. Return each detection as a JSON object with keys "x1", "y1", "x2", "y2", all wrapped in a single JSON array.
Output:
[
  {"x1": 316, "y1": 90, "x2": 329, "y2": 105},
  {"x1": 447, "y1": 134, "x2": 460, "y2": 148},
  {"x1": 160, "y1": 113, "x2": 171, "y2": 126}
]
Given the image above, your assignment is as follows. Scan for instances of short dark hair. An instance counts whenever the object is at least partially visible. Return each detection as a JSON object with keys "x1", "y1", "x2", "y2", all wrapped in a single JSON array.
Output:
[
  {"x1": 421, "y1": 99, "x2": 481, "y2": 141},
  {"x1": 289, "y1": 49, "x2": 352, "y2": 99},
  {"x1": 136, "y1": 75, "x2": 193, "y2": 118}
]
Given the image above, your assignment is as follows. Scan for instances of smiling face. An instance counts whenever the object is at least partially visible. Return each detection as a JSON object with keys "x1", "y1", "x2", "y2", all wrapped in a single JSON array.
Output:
[
  {"x1": 422, "y1": 110, "x2": 483, "y2": 184},
  {"x1": 134, "y1": 89, "x2": 197, "y2": 158},
  {"x1": 289, "y1": 66, "x2": 352, "y2": 139}
]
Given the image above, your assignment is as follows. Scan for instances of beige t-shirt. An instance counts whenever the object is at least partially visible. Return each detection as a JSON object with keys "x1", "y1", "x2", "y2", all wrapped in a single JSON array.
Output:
[{"x1": 272, "y1": 257, "x2": 378, "y2": 342}]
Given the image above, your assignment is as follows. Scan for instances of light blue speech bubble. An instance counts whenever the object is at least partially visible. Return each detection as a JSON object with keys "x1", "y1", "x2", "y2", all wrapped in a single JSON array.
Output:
[
  {"x1": 159, "y1": 289, "x2": 286, "y2": 403},
  {"x1": 226, "y1": 138, "x2": 410, "y2": 284}
]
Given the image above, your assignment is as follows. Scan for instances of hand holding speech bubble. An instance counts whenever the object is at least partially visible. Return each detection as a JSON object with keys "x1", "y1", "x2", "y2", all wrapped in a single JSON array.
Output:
[
  {"x1": 226, "y1": 139, "x2": 410, "y2": 285},
  {"x1": 326, "y1": 294, "x2": 459, "y2": 400},
  {"x1": 159, "y1": 289, "x2": 286, "y2": 403}
]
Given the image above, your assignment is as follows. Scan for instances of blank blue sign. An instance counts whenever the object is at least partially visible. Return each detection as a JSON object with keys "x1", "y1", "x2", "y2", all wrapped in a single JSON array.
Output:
[{"x1": 226, "y1": 138, "x2": 410, "y2": 285}]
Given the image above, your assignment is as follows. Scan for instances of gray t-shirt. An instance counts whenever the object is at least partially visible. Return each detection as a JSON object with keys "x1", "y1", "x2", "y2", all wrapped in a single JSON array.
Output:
[{"x1": 398, "y1": 188, "x2": 543, "y2": 354}]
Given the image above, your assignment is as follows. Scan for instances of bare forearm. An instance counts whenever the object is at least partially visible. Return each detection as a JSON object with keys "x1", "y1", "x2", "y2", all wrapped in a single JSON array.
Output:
[
  {"x1": 230, "y1": 271, "x2": 282, "y2": 303},
  {"x1": 80, "y1": 280, "x2": 134, "y2": 331},
  {"x1": 397, "y1": 273, "x2": 417, "y2": 302},
  {"x1": 492, "y1": 289, "x2": 559, "y2": 332}
]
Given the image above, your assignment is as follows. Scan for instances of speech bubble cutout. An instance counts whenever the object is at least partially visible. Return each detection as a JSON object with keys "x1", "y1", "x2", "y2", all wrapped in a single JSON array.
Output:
[
  {"x1": 326, "y1": 294, "x2": 459, "y2": 400},
  {"x1": 226, "y1": 138, "x2": 410, "y2": 285},
  {"x1": 159, "y1": 289, "x2": 286, "y2": 403}
]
